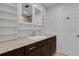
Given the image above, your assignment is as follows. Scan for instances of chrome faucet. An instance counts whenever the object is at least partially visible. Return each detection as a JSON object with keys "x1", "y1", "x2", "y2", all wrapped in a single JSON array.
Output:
[{"x1": 31, "y1": 30, "x2": 36, "y2": 36}]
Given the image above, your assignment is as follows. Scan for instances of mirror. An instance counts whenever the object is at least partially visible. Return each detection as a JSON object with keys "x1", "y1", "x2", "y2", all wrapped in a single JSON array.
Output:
[
  {"x1": 34, "y1": 6, "x2": 42, "y2": 25},
  {"x1": 22, "y1": 3, "x2": 32, "y2": 23}
]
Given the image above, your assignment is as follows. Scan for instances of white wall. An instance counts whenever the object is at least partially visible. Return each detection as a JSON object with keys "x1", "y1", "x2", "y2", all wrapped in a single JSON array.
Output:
[
  {"x1": 46, "y1": 7, "x2": 58, "y2": 34},
  {"x1": 46, "y1": 3, "x2": 79, "y2": 55}
]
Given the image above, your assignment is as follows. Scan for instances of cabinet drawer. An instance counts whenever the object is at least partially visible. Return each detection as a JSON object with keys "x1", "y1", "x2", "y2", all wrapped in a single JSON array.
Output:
[
  {"x1": 24, "y1": 41, "x2": 42, "y2": 55},
  {"x1": 24, "y1": 39, "x2": 50, "y2": 55},
  {"x1": 27, "y1": 48, "x2": 42, "y2": 56}
]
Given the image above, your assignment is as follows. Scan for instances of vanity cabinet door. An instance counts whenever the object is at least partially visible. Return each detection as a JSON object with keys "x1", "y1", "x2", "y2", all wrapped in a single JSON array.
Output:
[
  {"x1": 42, "y1": 44, "x2": 50, "y2": 56},
  {"x1": 0, "y1": 47, "x2": 24, "y2": 56},
  {"x1": 41, "y1": 39, "x2": 51, "y2": 56},
  {"x1": 41, "y1": 36, "x2": 56, "y2": 56},
  {"x1": 27, "y1": 48, "x2": 42, "y2": 56},
  {"x1": 50, "y1": 36, "x2": 56, "y2": 55}
]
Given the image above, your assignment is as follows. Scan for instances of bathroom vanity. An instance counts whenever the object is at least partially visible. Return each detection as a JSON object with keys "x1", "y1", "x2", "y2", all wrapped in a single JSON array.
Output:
[
  {"x1": 0, "y1": 3, "x2": 56, "y2": 56},
  {"x1": 0, "y1": 35, "x2": 56, "y2": 56}
]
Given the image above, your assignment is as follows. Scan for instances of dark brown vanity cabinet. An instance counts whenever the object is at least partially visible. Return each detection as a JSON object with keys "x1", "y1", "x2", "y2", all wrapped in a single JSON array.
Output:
[
  {"x1": 26, "y1": 48, "x2": 42, "y2": 56},
  {"x1": 0, "y1": 36, "x2": 56, "y2": 56},
  {"x1": 42, "y1": 44, "x2": 50, "y2": 56},
  {"x1": 49, "y1": 36, "x2": 56, "y2": 55},
  {"x1": 41, "y1": 36, "x2": 56, "y2": 56}
]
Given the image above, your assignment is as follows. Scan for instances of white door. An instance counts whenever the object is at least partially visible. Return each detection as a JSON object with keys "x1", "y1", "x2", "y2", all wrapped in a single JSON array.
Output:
[{"x1": 58, "y1": 6, "x2": 79, "y2": 56}]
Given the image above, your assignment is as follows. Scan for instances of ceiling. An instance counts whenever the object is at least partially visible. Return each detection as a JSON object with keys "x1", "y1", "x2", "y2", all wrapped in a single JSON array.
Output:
[{"x1": 40, "y1": 3, "x2": 57, "y2": 9}]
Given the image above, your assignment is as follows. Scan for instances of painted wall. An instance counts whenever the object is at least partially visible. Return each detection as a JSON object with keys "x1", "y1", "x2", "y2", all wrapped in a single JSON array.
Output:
[{"x1": 45, "y1": 3, "x2": 79, "y2": 55}]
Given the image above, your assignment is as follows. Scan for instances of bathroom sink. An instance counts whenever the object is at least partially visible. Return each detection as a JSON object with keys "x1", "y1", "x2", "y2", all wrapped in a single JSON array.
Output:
[{"x1": 27, "y1": 35, "x2": 46, "y2": 40}]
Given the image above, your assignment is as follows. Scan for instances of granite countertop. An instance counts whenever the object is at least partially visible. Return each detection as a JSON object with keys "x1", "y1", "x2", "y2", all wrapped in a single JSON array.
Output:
[{"x1": 0, "y1": 34, "x2": 56, "y2": 54}]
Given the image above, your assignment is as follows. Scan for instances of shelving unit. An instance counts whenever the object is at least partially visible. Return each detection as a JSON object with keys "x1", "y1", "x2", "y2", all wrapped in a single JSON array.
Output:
[
  {"x1": 18, "y1": 3, "x2": 33, "y2": 38},
  {"x1": 0, "y1": 3, "x2": 18, "y2": 41},
  {"x1": 0, "y1": 3, "x2": 46, "y2": 41},
  {"x1": 0, "y1": 8, "x2": 16, "y2": 15},
  {"x1": 0, "y1": 16, "x2": 17, "y2": 21},
  {"x1": 18, "y1": 4, "x2": 45, "y2": 37}
]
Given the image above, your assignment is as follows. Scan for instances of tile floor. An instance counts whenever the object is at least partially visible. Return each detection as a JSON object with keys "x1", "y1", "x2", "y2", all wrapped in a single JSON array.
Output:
[{"x1": 53, "y1": 52, "x2": 65, "y2": 56}]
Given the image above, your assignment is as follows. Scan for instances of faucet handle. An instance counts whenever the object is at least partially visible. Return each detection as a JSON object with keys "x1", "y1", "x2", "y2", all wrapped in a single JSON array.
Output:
[
  {"x1": 32, "y1": 30, "x2": 36, "y2": 33},
  {"x1": 32, "y1": 30, "x2": 36, "y2": 36}
]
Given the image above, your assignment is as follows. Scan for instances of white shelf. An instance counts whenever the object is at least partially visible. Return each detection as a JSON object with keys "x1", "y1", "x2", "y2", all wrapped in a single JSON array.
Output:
[
  {"x1": 20, "y1": 22, "x2": 42, "y2": 26},
  {"x1": 0, "y1": 16, "x2": 17, "y2": 21},
  {"x1": 7, "y1": 4, "x2": 17, "y2": 8},
  {"x1": 19, "y1": 22, "x2": 32, "y2": 25},
  {"x1": 33, "y1": 24, "x2": 42, "y2": 26},
  {"x1": 0, "y1": 32, "x2": 17, "y2": 35},
  {"x1": 19, "y1": 27, "x2": 41, "y2": 31},
  {"x1": 0, "y1": 25, "x2": 17, "y2": 28},
  {"x1": 19, "y1": 28, "x2": 32, "y2": 31},
  {"x1": 0, "y1": 3, "x2": 18, "y2": 41},
  {"x1": 0, "y1": 8, "x2": 16, "y2": 15}
]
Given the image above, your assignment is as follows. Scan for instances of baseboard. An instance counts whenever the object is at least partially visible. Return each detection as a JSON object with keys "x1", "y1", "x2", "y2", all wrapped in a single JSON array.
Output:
[{"x1": 55, "y1": 50, "x2": 68, "y2": 56}]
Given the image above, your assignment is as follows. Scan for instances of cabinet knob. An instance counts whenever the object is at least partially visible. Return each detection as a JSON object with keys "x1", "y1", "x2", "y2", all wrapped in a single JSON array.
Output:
[{"x1": 29, "y1": 46, "x2": 36, "y2": 50}]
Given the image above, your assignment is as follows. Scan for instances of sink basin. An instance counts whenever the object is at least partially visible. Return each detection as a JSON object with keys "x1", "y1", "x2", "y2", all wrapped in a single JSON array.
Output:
[{"x1": 27, "y1": 35, "x2": 46, "y2": 40}]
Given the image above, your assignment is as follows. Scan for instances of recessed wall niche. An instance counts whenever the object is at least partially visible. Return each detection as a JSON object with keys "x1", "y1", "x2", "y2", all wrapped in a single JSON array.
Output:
[
  {"x1": 22, "y1": 3, "x2": 32, "y2": 23},
  {"x1": 22, "y1": 15, "x2": 32, "y2": 23}
]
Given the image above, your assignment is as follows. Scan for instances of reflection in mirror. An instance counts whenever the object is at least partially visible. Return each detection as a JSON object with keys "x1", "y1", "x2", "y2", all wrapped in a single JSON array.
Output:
[
  {"x1": 35, "y1": 7, "x2": 42, "y2": 25},
  {"x1": 22, "y1": 3, "x2": 32, "y2": 23}
]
